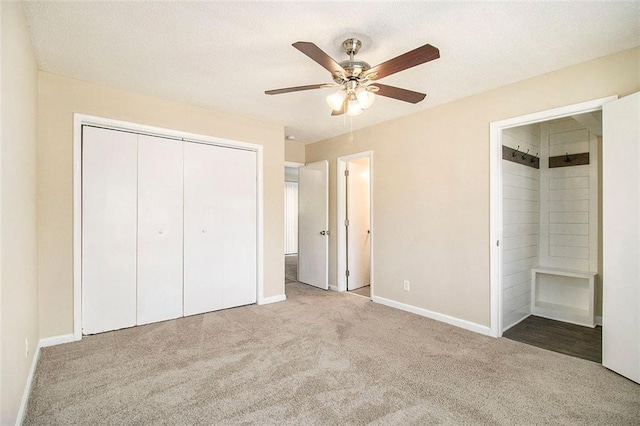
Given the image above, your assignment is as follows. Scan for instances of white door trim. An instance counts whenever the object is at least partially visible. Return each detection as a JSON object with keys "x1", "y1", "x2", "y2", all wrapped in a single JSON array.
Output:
[
  {"x1": 337, "y1": 151, "x2": 374, "y2": 294},
  {"x1": 489, "y1": 97, "x2": 616, "y2": 338},
  {"x1": 73, "y1": 113, "x2": 264, "y2": 341}
]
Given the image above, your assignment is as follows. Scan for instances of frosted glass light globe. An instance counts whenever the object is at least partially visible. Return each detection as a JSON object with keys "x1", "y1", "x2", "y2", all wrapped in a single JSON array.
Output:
[
  {"x1": 356, "y1": 87, "x2": 376, "y2": 109},
  {"x1": 326, "y1": 90, "x2": 347, "y2": 111}
]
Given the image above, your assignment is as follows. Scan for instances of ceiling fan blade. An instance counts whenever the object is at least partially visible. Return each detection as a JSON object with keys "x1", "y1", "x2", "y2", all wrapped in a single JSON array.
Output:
[
  {"x1": 265, "y1": 83, "x2": 328, "y2": 95},
  {"x1": 366, "y1": 44, "x2": 439, "y2": 80},
  {"x1": 373, "y1": 83, "x2": 426, "y2": 104},
  {"x1": 293, "y1": 41, "x2": 346, "y2": 77}
]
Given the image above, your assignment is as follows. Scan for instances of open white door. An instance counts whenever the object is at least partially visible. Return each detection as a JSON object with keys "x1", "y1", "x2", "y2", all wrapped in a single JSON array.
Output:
[
  {"x1": 298, "y1": 161, "x2": 329, "y2": 289},
  {"x1": 347, "y1": 158, "x2": 371, "y2": 290},
  {"x1": 602, "y1": 92, "x2": 640, "y2": 384}
]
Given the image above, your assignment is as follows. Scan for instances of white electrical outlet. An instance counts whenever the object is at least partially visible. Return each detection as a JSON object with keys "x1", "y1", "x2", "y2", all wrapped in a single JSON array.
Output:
[
  {"x1": 403, "y1": 280, "x2": 410, "y2": 291},
  {"x1": 25, "y1": 338, "x2": 29, "y2": 358}
]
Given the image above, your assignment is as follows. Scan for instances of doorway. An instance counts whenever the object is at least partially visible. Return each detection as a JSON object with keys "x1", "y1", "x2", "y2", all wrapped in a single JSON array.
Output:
[
  {"x1": 489, "y1": 97, "x2": 617, "y2": 361},
  {"x1": 284, "y1": 163, "x2": 302, "y2": 284},
  {"x1": 491, "y1": 94, "x2": 640, "y2": 383},
  {"x1": 337, "y1": 152, "x2": 373, "y2": 297}
]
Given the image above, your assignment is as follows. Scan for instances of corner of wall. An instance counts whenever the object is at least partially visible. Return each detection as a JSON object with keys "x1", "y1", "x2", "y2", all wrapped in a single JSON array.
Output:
[{"x1": 285, "y1": 140, "x2": 305, "y2": 164}]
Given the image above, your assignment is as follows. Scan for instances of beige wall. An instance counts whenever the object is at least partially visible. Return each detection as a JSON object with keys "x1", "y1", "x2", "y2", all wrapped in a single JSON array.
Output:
[
  {"x1": 285, "y1": 140, "x2": 305, "y2": 164},
  {"x1": 37, "y1": 72, "x2": 285, "y2": 339},
  {"x1": 1, "y1": 2, "x2": 40, "y2": 424},
  {"x1": 306, "y1": 47, "x2": 640, "y2": 327}
]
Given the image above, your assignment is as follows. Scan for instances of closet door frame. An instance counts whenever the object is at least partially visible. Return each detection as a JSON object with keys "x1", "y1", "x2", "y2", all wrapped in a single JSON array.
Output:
[
  {"x1": 489, "y1": 96, "x2": 617, "y2": 338},
  {"x1": 73, "y1": 113, "x2": 264, "y2": 341}
]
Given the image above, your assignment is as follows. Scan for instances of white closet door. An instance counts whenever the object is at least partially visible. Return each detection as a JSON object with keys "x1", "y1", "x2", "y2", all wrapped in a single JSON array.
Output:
[
  {"x1": 220, "y1": 147, "x2": 257, "y2": 308},
  {"x1": 137, "y1": 135, "x2": 184, "y2": 325},
  {"x1": 82, "y1": 126, "x2": 137, "y2": 334},
  {"x1": 183, "y1": 142, "x2": 224, "y2": 316},
  {"x1": 183, "y1": 143, "x2": 257, "y2": 315}
]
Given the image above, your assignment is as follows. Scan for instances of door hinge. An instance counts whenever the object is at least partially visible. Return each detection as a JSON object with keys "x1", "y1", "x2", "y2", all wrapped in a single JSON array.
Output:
[
  {"x1": 345, "y1": 219, "x2": 349, "y2": 227},
  {"x1": 346, "y1": 270, "x2": 350, "y2": 277},
  {"x1": 345, "y1": 169, "x2": 349, "y2": 177},
  {"x1": 496, "y1": 240, "x2": 500, "y2": 247}
]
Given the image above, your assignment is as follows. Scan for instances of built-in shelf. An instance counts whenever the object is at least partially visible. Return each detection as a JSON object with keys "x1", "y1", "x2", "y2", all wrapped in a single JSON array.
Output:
[{"x1": 531, "y1": 267, "x2": 596, "y2": 328}]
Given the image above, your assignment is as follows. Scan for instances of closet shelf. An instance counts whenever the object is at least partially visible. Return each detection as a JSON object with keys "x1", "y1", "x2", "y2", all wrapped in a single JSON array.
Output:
[{"x1": 531, "y1": 267, "x2": 596, "y2": 328}]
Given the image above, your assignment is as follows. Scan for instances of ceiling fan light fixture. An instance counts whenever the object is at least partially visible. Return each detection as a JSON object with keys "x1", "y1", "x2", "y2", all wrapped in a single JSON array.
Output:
[
  {"x1": 266, "y1": 38, "x2": 438, "y2": 117},
  {"x1": 326, "y1": 90, "x2": 347, "y2": 111},
  {"x1": 356, "y1": 87, "x2": 376, "y2": 109},
  {"x1": 346, "y1": 96, "x2": 363, "y2": 116}
]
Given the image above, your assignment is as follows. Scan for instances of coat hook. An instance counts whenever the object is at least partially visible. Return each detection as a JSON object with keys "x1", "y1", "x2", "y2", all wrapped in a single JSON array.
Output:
[
  {"x1": 512, "y1": 145, "x2": 520, "y2": 157},
  {"x1": 522, "y1": 149, "x2": 529, "y2": 160},
  {"x1": 564, "y1": 152, "x2": 572, "y2": 163},
  {"x1": 531, "y1": 153, "x2": 538, "y2": 163}
]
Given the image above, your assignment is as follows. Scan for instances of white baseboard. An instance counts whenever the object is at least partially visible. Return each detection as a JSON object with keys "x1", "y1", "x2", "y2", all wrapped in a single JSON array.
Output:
[
  {"x1": 258, "y1": 294, "x2": 286, "y2": 305},
  {"x1": 596, "y1": 315, "x2": 603, "y2": 326},
  {"x1": 17, "y1": 333, "x2": 80, "y2": 425},
  {"x1": 328, "y1": 285, "x2": 342, "y2": 292},
  {"x1": 39, "y1": 333, "x2": 76, "y2": 348},
  {"x1": 16, "y1": 344, "x2": 41, "y2": 426},
  {"x1": 372, "y1": 295, "x2": 493, "y2": 337}
]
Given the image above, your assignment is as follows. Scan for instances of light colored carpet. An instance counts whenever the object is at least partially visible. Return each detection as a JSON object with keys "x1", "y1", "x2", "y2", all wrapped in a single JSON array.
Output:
[
  {"x1": 348, "y1": 285, "x2": 370, "y2": 298},
  {"x1": 25, "y1": 282, "x2": 640, "y2": 425}
]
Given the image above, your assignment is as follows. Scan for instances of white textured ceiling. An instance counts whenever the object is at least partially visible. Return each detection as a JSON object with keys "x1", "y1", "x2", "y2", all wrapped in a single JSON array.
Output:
[{"x1": 23, "y1": 1, "x2": 640, "y2": 144}]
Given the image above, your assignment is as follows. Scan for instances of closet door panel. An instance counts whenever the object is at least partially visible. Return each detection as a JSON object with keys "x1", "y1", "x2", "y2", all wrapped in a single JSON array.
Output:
[
  {"x1": 137, "y1": 135, "x2": 184, "y2": 325},
  {"x1": 82, "y1": 126, "x2": 137, "y2": 334},
  {"x1": 220, "y1": 148, "x2": 257, "y2": 308},
  {"x1": 183, "y1": 142, "x2": 224, "y2": 316}
]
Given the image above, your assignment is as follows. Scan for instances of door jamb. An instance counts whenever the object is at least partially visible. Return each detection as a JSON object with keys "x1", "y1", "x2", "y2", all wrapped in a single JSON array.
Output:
[
  {"x1": 337, "y1": 151, "x2": 374, "y2": 294},
  {"x1": 489, "y1": 96, "x2": 617, "y2": 338}
]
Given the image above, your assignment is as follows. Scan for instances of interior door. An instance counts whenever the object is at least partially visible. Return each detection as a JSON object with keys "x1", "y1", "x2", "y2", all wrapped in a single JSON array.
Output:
[
  {"x1": 602, "y1": 92, "x2": 640, "y2": 384},
  {"x1": 137, "y1": 135, "x2": 184, "y2": 325},
  {"x1": 298, "y1": 160, "x2": 329, "y2": 289},
  {"x1": 347, "y1": 158, "x2": 371, "y2": 290},
  {"x1": 82, "y1": 126, "x2": 137, "y2": 334}
]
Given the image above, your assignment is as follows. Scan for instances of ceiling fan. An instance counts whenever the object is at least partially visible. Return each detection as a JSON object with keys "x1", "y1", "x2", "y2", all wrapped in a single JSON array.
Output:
[{"x1": 265, "y1": 38, "x2": 440, "y2": 116}]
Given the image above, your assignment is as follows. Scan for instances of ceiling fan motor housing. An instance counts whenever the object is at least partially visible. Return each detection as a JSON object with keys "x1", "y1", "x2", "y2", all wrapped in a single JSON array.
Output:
[
  {"x1": 342, "y1": 38, "x2": 362, "y2": 56},
  {"x1": 334, "y1": 38, "x2": 371, "y2": 83}
]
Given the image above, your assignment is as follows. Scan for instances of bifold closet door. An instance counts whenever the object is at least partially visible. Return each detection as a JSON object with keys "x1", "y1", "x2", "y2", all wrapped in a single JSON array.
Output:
[
  {"x1": 183, "y1": 143, "x2": 257, "y2": 316},
  {"x1": 137, "y1": 135, "x2": 184, "y2": 325},
  {"x1": 82, "y1": 126, "x2": 138, "y2": 334}
]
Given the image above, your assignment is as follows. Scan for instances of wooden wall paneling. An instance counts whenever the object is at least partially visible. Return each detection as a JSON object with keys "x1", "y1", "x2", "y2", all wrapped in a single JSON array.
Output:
[{"x1": 501, "y1": 125, "x2": 540, "y2": 331}]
